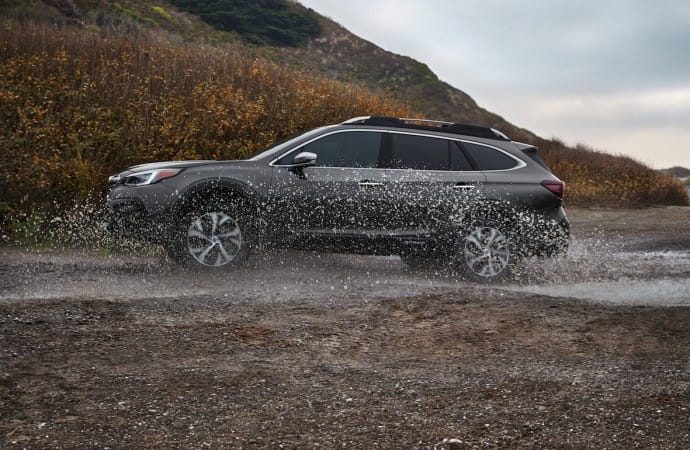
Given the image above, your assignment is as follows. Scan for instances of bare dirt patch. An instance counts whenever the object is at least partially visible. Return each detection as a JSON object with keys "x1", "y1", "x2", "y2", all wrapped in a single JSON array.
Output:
[{"x1": 1, "y1": 207, "x2": 689, "y2": 448}]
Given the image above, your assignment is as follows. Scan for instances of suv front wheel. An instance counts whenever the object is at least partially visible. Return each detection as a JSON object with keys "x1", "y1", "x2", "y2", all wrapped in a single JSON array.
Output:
[{"x1": 166, "y1": 204, "x2": 249, "y2": 268}]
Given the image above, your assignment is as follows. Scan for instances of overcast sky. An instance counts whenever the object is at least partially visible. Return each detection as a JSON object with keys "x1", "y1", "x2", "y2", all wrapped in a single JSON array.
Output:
[{"x1": 299, "y1": 0, "x2": 690, "y2": 169}]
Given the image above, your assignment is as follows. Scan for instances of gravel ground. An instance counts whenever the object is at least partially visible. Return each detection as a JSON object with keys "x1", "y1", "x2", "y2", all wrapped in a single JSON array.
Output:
[{"x1": 1, "y1": 207, "x2": 689, "y2": 448}]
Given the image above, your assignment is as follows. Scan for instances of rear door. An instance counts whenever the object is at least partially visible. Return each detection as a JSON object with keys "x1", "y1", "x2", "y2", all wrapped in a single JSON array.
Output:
[{"x1": 379, "y1": 132, "x2": 486, "y2": 234}]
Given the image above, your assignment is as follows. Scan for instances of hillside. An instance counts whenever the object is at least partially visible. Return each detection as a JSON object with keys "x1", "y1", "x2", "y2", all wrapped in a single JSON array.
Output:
[
  {"x1": 166, "y1": 0, "x2": 321, "y2": 46},
  {"x1": 0, "y1": 19, "x2": 408, "y2": 211},
  {"x1": 660, "y1": 166, "x2": 690, "y2": 179},
  {"x1": 266, "y1": 15, "x2": 535, "y2": 141},
  {"x1": 0, "y1": 0, "x2": 687, "y2": 209}
]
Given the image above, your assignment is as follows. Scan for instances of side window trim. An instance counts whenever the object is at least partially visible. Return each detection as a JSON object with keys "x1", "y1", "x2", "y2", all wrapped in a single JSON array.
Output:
[
  {"x1": 446, "y1": 140, "x2": 451, "y2": 171},
  {"x1": 269, "y1": 128, "x2": 526, "y2": 171},
  {"x1": 380, "y1": 132, "x2": 393, "y2": 169}
]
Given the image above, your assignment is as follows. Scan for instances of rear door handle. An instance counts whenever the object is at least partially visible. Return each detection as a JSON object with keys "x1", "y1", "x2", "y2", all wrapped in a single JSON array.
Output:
[{"x1": 358, "y1": 180, "x2": 383, "y2": 187}]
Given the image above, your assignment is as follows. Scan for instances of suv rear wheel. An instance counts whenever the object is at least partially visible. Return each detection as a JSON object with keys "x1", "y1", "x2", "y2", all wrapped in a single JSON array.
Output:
[
  {"x1": 456, "y1": 212, "x2": 517, "y2": 281},
  {"x1": 461, "y1": 226, "x2": 511, "y2": 279},
  {"x1": 166, "y1": 202, "x2": 249, "y2": 268}
]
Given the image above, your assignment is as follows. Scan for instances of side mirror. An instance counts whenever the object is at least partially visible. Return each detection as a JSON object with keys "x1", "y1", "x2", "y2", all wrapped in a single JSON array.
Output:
[{"x1": 291, "y1": 151, "x2": 317, "y2": 167}]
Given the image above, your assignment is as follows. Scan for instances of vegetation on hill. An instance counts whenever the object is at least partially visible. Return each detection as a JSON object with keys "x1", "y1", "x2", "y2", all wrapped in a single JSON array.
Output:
[
  {"x1": 0, "y1": 0, "x2": 247, "y2": 43},
  {"x1": 267, "y1": 15, "x2": 535, "y2": 140},
  {"x1": 0, "y1": 20, "x2": 407, "y2": 215},
  {"x1": 536, "y1": 140, "x2": 687, "y2": 207},
  {"x1": 0, "y1": 0, "x2": 687, "y2": 214},
  {"x1": 167, "y1": 0, "x2": 321, "y2": 46},
  {"x1": 660, "y1": 166, "x2": 690, "y2": 179}
]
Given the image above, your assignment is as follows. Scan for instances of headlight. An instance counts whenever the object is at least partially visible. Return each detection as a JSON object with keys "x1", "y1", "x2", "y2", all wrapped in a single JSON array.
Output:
[
  {"x1": 107, "y1": 175, "x2": 121, "y2": 187},
  {"x1": 123, "y1": 169, "x2": 182, "y2": 186}
]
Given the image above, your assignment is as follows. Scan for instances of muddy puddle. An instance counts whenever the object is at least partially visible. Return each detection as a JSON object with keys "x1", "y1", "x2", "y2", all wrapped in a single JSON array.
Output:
[
  {"x1": 504, "y1": 241, "x2": 690, "y2": 305},
  {"x1": 1, "y1": 244, "x2": 688, "y2": 307},
  {"x1": 1, "y1": 208, "x2": 688, "y2": 306},
  {"x1": 511, "y1": 277, "x2": 690, "y2": 305}
]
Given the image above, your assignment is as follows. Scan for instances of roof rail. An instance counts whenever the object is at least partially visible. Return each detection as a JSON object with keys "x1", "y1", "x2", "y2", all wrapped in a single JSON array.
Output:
[
  {"x1": 400, "y1": 117, "x2": 454, "y2": 126},
  {"x1": 340, "y1": 116, "x2": 510, "y2": 141}
]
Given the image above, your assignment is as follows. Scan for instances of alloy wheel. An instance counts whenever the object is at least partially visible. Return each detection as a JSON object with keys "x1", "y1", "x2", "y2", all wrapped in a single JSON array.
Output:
[
  {"x1": 463, "y1": 226, "x2": 510, "y2": 278},
  {"x1": 187, "y1": 211, "x2": 243, "y2": 267}
]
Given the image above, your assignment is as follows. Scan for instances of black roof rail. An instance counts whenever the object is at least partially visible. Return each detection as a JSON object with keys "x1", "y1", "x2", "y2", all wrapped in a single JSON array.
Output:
[{"x1": 341, "y1": 116, "x2": 510, "y2": 141}]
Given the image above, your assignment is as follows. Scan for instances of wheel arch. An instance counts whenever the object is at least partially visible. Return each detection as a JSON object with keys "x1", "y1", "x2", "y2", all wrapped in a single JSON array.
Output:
[
  {"x1": 462, "y1": 199, "x2": 522, "y2": 230},
  {"x1": 170, "y1": 178, "x2": 264, "y2": 228}
]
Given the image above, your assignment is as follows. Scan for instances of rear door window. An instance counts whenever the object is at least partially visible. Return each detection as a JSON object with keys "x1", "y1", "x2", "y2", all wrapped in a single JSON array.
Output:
[
  {"x1": 462, "y1": 142, "x2": 519, "y2": 170},
  {"x1": 450, "y1": 142, "x2": 475, "y2": 171},
  {"x1": 388, "y1": 133, "x2": 449, "y2": 170}
]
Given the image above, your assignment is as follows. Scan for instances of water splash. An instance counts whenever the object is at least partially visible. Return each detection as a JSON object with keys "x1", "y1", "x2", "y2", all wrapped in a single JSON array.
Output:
[
  {"x1": 2, "y1": 200, "x2": 688, "y2": 307},
  {"x1": 511, "y1": 278, "x2": 690, "y2": 306}
]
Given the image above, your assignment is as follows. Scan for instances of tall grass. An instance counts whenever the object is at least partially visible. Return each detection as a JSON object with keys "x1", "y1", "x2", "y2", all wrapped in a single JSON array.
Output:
[
  {"x1": 0, "y1": 19, "x2": 409, "y2": 210},
  {"x1": 538, "y1": 139, "x2": 688, "y2": 207}
]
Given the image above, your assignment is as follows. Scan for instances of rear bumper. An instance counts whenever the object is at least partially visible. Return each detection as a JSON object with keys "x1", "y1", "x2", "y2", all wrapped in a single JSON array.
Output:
[{"x1": 521, "y1": 215, "x2": 570, "y2": 257}]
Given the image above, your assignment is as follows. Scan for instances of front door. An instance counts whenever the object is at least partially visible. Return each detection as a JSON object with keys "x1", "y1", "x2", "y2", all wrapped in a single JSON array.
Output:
[{"x1": 269, "y1": 130, "x2": 387, "y2": 242}]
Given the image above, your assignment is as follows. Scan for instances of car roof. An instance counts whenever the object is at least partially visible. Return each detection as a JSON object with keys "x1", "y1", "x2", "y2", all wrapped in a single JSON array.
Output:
[{"x1": 340, "y1": 116, "x2": 510, "y2": 141}]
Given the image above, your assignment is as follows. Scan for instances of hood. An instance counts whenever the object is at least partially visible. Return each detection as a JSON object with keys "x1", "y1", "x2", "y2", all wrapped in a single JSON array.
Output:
[{"x1": 123, "y1": 160, "x2": 217, "y2": 174}]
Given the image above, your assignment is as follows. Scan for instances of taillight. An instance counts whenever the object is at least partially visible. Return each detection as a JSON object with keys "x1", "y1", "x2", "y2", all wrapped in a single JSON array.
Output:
[{"x1": 541, "y1": 180, "x2": 565, "y2": 199}]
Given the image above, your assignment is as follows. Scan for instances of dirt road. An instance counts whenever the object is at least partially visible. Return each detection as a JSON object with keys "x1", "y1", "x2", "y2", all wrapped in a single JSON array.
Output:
[{"x1": 1, "y1": 207, "x2": 689, "y2": 448}]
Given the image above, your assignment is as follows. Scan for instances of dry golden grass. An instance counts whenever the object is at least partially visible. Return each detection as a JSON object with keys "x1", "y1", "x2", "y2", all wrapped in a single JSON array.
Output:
[
  {"x1": 0, "y1": 20, "x2": 409, "y2": 209},
  {"x1": 538, "y1": 139, "x2": 688, "y2": 207}
]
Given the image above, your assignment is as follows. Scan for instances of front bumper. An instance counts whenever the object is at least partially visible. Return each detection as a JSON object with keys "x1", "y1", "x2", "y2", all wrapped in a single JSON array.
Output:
[
  {"x1": 105, "y1": 181, "x2": 179, "y2": 241},
  {"x1": 105, "y1": 197, "x2": 170, "y2": 242}
]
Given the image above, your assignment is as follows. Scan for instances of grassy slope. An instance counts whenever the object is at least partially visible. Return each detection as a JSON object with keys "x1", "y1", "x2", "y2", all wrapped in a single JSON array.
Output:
[
  {"x1": 268, "y1": 15, "x2": 531, "y2": 138},
  {"x1": 0, "y1": 19, "x2": 409, "y2": 211},
  {"x1": 0, "y1": 0, "x2": 687, "y2": 209}
]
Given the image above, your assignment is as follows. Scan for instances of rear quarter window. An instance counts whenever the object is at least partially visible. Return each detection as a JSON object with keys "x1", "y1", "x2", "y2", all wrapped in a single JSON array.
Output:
[
  {"x1": 522, "y1": 147, "x2": 552, "y2": 172},
  {"x1": 462, "y1": 142, "x2": 519, "y2": 170}
]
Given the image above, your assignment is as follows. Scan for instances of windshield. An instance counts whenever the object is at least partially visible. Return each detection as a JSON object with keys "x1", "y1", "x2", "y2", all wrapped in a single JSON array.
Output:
[{"x1": 248, "y1": 126, "x2": 332, "y2": 161}]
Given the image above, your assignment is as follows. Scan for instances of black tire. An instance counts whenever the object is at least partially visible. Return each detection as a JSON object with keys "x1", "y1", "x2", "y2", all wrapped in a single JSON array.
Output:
[{"x1": 165, "y1": 200, "x2": 250, "y2": 269}]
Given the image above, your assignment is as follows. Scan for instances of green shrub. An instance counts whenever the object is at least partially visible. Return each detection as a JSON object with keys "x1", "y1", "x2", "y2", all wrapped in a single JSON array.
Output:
[{"x1": 167, "y1": 0, "x2": 322, "y2": 46}]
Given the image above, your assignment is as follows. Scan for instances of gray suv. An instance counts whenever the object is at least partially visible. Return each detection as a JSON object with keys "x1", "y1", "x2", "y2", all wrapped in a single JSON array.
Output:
[{"x1": 106, "y1": 116, "x2": 569, "y2": 280}]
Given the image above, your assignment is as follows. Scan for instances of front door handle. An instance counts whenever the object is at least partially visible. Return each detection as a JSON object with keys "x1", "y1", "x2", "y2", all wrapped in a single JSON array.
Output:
[{"x1": 358, "y1": 180, "x2": 383, "y2": 187}]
